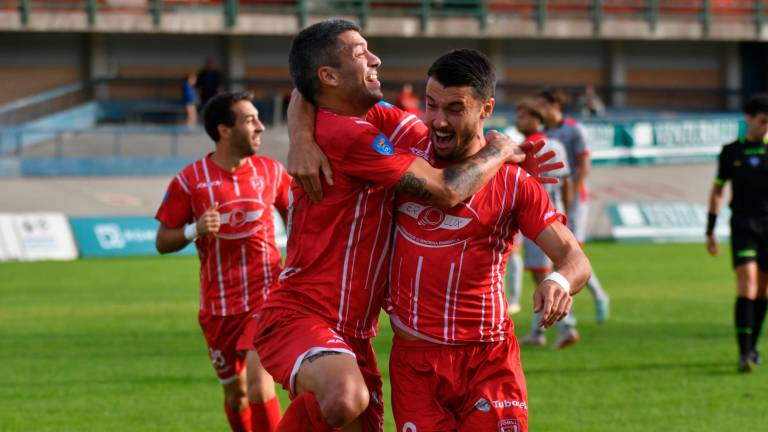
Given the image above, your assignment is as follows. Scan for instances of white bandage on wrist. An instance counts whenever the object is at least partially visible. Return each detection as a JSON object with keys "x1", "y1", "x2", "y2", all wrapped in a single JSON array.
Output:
[
  {"x1": 183, "y1": 223, "x2": 199, "y2": 241},
  {"x1": 544, "y1": 271, "x2": 570, "y2": 294}
]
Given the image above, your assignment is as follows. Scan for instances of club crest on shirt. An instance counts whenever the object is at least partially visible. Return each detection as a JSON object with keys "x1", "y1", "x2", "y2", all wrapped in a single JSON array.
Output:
[
  {"x1": 398, "y1": 202, "x2": 472, "y2": 231},
  {"x1": 250, "y1": 176, "x2": 265, "y2": 193},
  {"x1": 371, "y1": 133, "x2": 394, "y2": 156},
  {"x1": 498, "y1": 419, "x2": 520, "y2": 432}
]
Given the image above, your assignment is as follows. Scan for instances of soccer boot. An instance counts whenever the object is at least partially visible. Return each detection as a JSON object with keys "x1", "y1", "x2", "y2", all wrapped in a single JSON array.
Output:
[
  {"x1": 595, "y1": 296, "x2": 610, "y2": 324},
  {"x1": 739, "y1": 354, "x2": 755, "y2": 373},
  {"x1": 553, "y1": 329, "x2": 580, "y2": 351},
  {"x1": 507, "y1": 303, "x2": 522, "y2": 316}
]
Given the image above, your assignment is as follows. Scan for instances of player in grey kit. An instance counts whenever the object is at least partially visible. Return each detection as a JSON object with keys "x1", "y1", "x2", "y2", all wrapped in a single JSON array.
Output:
[{"x1": 538, "y1": 88, "x2": 610, "y2": 323}]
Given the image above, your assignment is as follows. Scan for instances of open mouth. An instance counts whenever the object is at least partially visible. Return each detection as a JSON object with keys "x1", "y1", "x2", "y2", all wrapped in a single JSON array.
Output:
[
  {"x1": 432, "y1": 129, "x2": 455, "y2": 151},
  {"x1": 365, "y1": 71, "x2": 380, "y2": 89}
]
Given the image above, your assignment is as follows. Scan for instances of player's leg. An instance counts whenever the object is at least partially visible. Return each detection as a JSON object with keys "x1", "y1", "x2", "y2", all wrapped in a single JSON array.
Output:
[
  {"x1": 554, "y1": 310, "x2": 580, "y2": 351},
  {"x1": 506, "y1": 235, "x2": 524, "y2": 315},
  {"x1": 253, "y1": 309, "x2": 370, "y2": 431},
  {"x1": 245, "y1": 351, "x2": 281, "y2": 432},
  {"x1": 222, "y1": 371, "x2": 252, "y2": 432},
  {"x1": 753, "y1": 269, "x2": 768, "y2": 364},
  {"x1": 519, "y1": 240, "x2": 551, "y2": 347},
  {"x1": 199, "y1": 311, "x2": 253, "y2": 432},
  {"x1": 458, "y1": 339, "x2": 528, "y2": 432},
  {"x1": 390, "y1": 336, "x2": 457, "y2": 432},
  {"x1": 520, "y1": 269, "x2": 546, "y2": 346}
]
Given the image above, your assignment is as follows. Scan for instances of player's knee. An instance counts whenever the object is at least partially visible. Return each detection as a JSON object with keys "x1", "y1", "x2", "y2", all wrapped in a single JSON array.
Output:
[
  {"x1": 223, "y1": 382, "x2": 248, "y2": 411},
  {"x1": 319, "y1": 379, "x2": 369, "y2": 426}
]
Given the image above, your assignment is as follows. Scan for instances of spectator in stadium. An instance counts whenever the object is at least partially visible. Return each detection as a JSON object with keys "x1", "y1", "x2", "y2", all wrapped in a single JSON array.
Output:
[
  {"x1": 394, "y1": 82, "x2": 421, "y2": 115},
  {"x1": 196, "y1": 59, "x2": 224, "y2": 108},
  {"x1": 706, "y1": 93, "x2": 768, "y2": 372},
  {"x1": 513, "y1": 97, "x2": 581, "y2": 350},
  {"x1": 578, "y1": 84, "x2": 606, "y2": 118},
  {"x1": 155, "y1": 92, "x2": 287, "y2": 431},
  {"x1": 252, "y1": 20, "x2": 553, "y2": 432},
  {"x1": 182, "y1": 72, "x2": 198, "y2": 127},
  {"x1": 538, "y1": 87, "x2": 611, "y2": 323}
]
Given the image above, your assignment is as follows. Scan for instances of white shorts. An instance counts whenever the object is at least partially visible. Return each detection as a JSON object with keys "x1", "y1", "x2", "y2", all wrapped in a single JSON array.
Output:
[{"x1": 568, "y1": 196, "x2": 589, "y2": 243}]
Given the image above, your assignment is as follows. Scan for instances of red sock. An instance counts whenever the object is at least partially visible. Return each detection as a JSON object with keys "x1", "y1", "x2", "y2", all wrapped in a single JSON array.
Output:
[
  {"x1": 224, "y1": 402, "x2": 252, "y2": 432},
  {"x1": 250, "y1": 397, "x2": 281, "y2": 432},
  {"x1": 275, "y1": 392, "x2": 338, "y2": 432}
]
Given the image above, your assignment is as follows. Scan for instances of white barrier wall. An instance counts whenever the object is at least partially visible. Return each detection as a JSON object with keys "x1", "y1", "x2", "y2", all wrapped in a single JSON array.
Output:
[{"x1": 0, "y1": 212, "x2": 78, "y2": 261}]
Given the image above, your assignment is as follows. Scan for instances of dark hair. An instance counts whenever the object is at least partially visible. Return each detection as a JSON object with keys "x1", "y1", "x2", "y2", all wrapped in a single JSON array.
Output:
[
  {"x1": 289, "y1": 19, "x2": 361, "y2": 105},
  {"x1": 427, "y1": 49, "x2": 496, "y2": 101},
  {"x1": 743, "y1": 93, "x2": 768, "y2": 116},
  {"x1": 538, "y1": 87, "x2": 569, "y2": 106},
  {"x1": 516, "y1": 97, "x2": 545, "y2": 124},
  {"x1": 202, "y1": 91, "x2": 253, "y2": 142}
]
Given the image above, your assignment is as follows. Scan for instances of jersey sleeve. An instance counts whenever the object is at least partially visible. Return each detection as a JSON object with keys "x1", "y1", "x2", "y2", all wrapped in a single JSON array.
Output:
[
  {"x1": 273, "y1": 161, "x2": 292, "y2": 214},
  {"x1": 715, "y1": 145, "x2": 731, "y2": 186},
  {"x1": 365, "y1": 101, "x2": 426, "y2": 151},
  {"x1": 512, "y1": 169, "x2": 567, "y2": 241},
  {"x1": 155, "y1": 175, "x2": 194, "y2": 229},
  {"x1": 337, "y1": 124, "x2": 416, "y2": 189}
]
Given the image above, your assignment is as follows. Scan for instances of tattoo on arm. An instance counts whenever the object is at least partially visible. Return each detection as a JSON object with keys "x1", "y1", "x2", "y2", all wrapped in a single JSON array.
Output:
[
  {"x1": 442, "y1": 143, "x2": 503, "y2": 197},
  {"x1": 394, "y1": 171, "x2": 432, "y2": 201},
  {"x1": 304, "y1": 351, "x2": 342, "y2": 364}
]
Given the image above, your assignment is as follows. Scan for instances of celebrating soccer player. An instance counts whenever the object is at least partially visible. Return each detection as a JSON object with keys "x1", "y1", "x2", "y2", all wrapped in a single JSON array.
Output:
[
  {"x1": 155, "y1": 92, "x2": 288, "y2": 431},
  {"x1": 706, "y1": 93, "x2": 768, "y2": 372},
  {"x1": 251, "y1": 20, "x2": 552, "y2": 432}
]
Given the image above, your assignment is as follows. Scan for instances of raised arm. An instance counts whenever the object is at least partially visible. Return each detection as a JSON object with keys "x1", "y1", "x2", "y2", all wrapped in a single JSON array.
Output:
[{"x1": 531, "y1": 221, "x2": 592, "y2": 328}]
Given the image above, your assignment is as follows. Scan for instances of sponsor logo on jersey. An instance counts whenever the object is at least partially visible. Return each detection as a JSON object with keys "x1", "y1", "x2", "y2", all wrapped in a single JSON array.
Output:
[
  {"x1": 215, "y1": 198, "x2": 266, "y2": 240},
  {"x1": 402, "y1": 422, "x2": 417, "y2": 432},
  {"x1": 498, "y1": 419, "x2": 521, "y2": 432},
  {"x1": 474, "y1": 397, "x2": 491, "y2": 412},
  {"x1": 371, "y1": 133, "x2": 394, "y2": 156},
  {"x1": 196, "y1": 180, "x2": 223, "y2": 189},
  {"x1": 378, "y1": 101, "x2": 394, "y2": 109},
  {"x1": 398, "y1": 202, "x2": 472, "y2": 231},
  {"x1": 492, "y1": 399, "x2": 528, "y2": 410}
]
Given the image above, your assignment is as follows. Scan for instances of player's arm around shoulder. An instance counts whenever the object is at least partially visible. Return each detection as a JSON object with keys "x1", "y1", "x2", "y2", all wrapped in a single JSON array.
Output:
[
  {"x1": 394, "y1": 130, "x2": 523, "y2": 208},
  {"x1": 532, "y1": 221, "x2": 592, "y2": 327}
]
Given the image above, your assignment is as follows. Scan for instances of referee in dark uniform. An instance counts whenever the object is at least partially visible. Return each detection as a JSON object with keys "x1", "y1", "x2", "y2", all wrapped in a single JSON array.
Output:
[{"x1": 707, "y1": 93, "x2": 768, "y2": 372}]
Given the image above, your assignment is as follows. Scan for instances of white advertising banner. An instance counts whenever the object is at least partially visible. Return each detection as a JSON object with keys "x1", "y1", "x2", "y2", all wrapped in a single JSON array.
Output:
[{"x1": 0, "y1": 213, "x2": 78, "y2": 261}]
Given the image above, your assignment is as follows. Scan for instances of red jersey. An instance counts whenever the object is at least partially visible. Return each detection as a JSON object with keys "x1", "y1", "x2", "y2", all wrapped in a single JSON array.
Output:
[
  {"x1": 389, "y1": 146, "x2": 564, "y2": 345},
  {"x1": 156, "y1": 154, "x2": 291, "y2": 316},
  {"x1": 266, "y1": 102, "x2": 424, "y2": 339}
]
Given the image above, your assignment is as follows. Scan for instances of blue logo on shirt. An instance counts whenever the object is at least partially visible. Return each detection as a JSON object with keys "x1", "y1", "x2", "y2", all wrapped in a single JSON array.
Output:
[
  {"x1": 377, "y1": 101, "x2": 394, "y2": 109},
  {"x1": 371, "y1": 133, "x2": 394, "y2": 155},
  {"x1": 750, "y1": 156, "x2": 761, "y2": 167}
]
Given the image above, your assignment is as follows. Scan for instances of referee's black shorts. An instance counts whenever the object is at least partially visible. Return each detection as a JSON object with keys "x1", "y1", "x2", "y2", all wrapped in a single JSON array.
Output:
[{"x1": 730, "y1": 214, "x2": 768, "y2": 270}]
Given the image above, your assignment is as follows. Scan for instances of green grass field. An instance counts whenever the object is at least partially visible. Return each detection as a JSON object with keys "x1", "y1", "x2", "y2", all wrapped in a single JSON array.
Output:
[{"x1": 2, "y1": 243, "x2": 767, "y2": 431}]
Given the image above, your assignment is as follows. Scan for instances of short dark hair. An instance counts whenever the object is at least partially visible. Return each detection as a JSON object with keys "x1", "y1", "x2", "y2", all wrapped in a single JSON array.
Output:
[
  {"x1": 202, "y1": 91, "x2": 253, "y2": 142},
  {"x1": 743, "y1": 93, "x2": 768, "y2": 116},
  {"x1": 288, "y1": 19, "x2": 361, "y2": 105},
  {"x1": 427, "y1": 49, "x2": 496, "y2": 101},
  {"x1": 538, "y1": 87, "x2": 569, "y2": 106},
  {"x1": 516, "y1": 97, "x2": 545, "y2": 124}
]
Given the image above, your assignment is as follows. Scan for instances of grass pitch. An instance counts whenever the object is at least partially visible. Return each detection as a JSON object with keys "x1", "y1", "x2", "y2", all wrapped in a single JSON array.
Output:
[{"x1": 1, "y1": 243, "x2": 767, "y2": 431}]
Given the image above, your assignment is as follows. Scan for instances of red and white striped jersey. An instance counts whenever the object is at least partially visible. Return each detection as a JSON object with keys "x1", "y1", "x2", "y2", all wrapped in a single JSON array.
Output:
[
  {"x1": 389, "y1": 147, "x2": 564, "y2": 344},
  {"x1": 156, "y1": 153, "x2": 291, "y2": 316},
  {"x1": 265, "y1": 102, "x2": 423, "y2": 339}
]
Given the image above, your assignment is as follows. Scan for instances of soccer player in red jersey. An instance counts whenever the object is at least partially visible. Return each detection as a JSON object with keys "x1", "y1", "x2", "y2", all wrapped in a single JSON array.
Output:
[
  {"x1": 385, "y1": 50, "x2": 591, "y2": 432},
  {"x1": 155, "y1": 92, "x2": 287, "y2": 432},
  {"x1": 251, "y1": 20, "x2": 545, "y2": 432}
]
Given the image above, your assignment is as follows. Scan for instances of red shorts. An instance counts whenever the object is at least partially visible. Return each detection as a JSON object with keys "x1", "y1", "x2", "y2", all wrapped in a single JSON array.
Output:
[
  {"x1": 253, "y1": 307, "x2": 384, "y2": 431},
  {"x1": 390, "y1": 336, "x2": 528, "y2": 432},
  {"x1": 198, "y1": 310, "x2": 257, "y2": 384}
]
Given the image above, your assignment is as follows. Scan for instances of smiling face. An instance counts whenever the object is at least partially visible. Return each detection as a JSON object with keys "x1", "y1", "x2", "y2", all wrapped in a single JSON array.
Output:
[
  {"x1": 424, "y1": 77, "x2": 494, "y2": 161},
  {"x1": 225, "y1": 100, "x2": 265, "y2": 157},
  {"x1": 330, "y1": 30, "x2": 383, "y2": 110}
]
